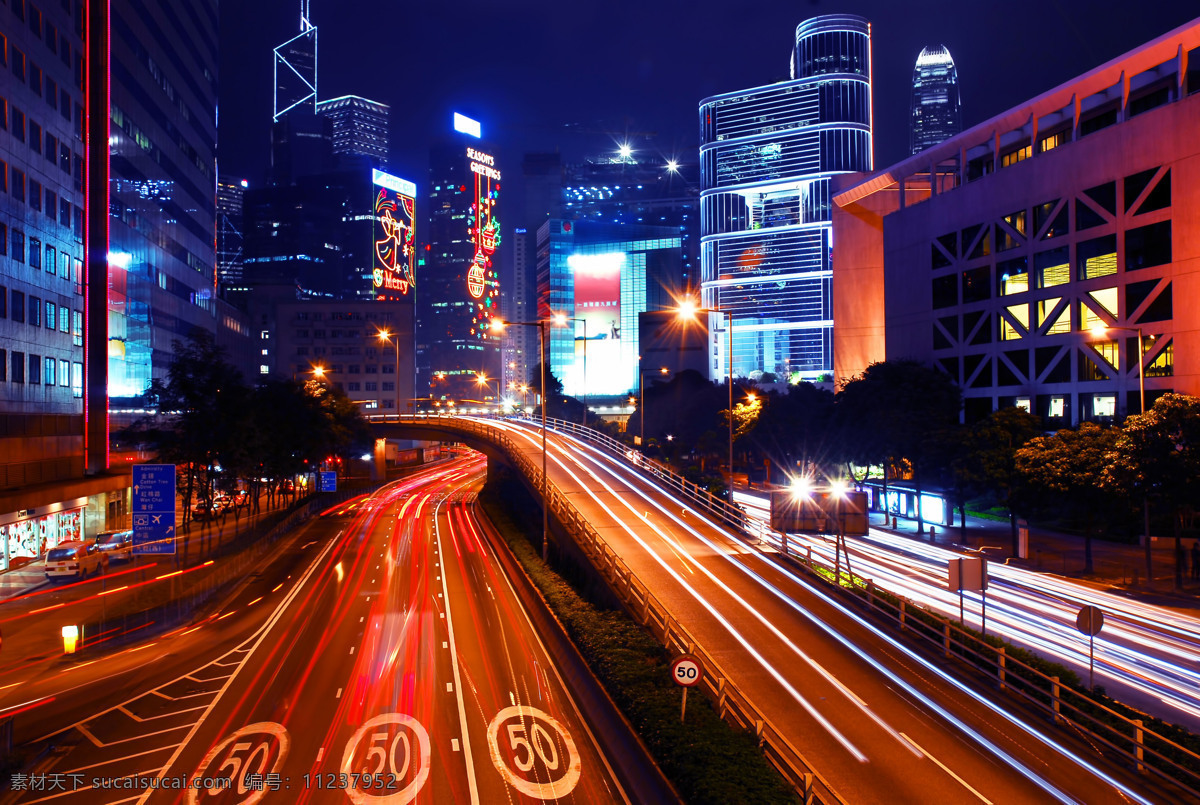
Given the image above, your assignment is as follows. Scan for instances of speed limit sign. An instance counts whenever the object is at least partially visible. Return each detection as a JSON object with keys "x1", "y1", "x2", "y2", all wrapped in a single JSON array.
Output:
[{"x1": 671, "y1": 655, "x2": 702, "y2": 687}]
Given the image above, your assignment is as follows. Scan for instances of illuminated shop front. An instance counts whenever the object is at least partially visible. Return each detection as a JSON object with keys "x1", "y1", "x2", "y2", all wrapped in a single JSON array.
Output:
[{"x1": 1, "y1": 503, "x2": 85, "y2": 571}]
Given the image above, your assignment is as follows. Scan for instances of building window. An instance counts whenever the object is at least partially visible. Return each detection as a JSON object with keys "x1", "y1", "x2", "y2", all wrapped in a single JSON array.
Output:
[
  {"x1": 0, "y1": 350, "x2": 5, "y2": 381},
  {"x1": 1077, "y1": 235, "x2": 1117, "y2": 280},
  {"x1": 1048, "y1": 396, "x2": 1066, "y2": 418},
  {"x1": 44, "y1": 357, "x2": 55, "y2": 386},
  {"x1": 997, "y1": 257, "x2": 1028, "y2": 295},
  {"x1": 961, "y1": 266, "x2": 991, "y2": 304},
  {"x1": 29, "y1": 353, "x2": 40, "y2": 384},
  {"x1": 1145, "y1": 341, "x2": 1173, "y2": 378},
  {"x1": 12, "y1": 229, "x2": 25, "y2": 262},
  {"x1": 382, "y1": 382, "x2": 395, "y2": 392},
  {"x1": 1093, "y1": 395, "x2": 1116, "y2": 418},
  {"x1": 29, "y1": 295, "x2": 40, "y2": 325},
  {"x1": 28, "y1": 237, "x2": 41, "y2": 268},
  {"x1": 1125, "y1": 221, "x2": 1171, "y2": 271},
  {"x1": 12, "y1": 351, "x2": 25, "y2": 383},
  {"x1": 347, "y1": 382, "x2": 361, "y2": 391},
  {"x1": 59, "y1": 359, "x2": 68, "y2": 386},
  {"x1": 365, "y1": 382, "x2": 378, "y2": 391},
  {"x1": 72, "y1": 309, "x2": 82, "y2": 345},
  {"x1": 12, "y1": 290, "x2": 25, "y2": 323}
]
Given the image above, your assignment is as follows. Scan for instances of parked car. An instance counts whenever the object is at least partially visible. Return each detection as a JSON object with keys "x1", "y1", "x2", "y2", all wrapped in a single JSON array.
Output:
[
  {"x1": 191, "y1": 499, "x2": 220, "y2": 520},
  {"x1": 95, "y1": 529, "x2": 134, "y2": 563},
  {"x1": 45, "y1": 541, "x2": 108, "y2": 581}
]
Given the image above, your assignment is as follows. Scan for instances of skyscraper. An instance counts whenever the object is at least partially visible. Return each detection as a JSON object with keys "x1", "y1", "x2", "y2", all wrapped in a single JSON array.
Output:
[
  {"x1": 699, "y1": 14, "x2": 872, "y2": 383},
  {"x1": 109, "y1": 0, "x2": 251, "y2": 403},
  {"x1": 418, "y1": 114, "x2": 502, "y2": 400},
  {"x1": 909, "y1": 45, "x2": 962, "y2": 155},
  {"x1": 217, "y1": 177, "x2": 246, "y2": 295},
  {"x1": 274, "y1": 1, "x2": 318, "y2": 122},
  {"x1": 316, "y1": 95, "x2": 390, "y2": 169}
]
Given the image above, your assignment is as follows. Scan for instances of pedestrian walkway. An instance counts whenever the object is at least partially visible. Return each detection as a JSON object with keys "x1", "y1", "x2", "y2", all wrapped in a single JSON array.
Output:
[{"x1": 873, "y1": 509, "x2": 1200, "y2": 608}]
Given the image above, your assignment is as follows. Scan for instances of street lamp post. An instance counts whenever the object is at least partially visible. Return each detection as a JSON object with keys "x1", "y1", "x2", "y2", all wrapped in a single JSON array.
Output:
[
  {"x1": 553, "y1": 314, "x2": 588, "y2": 429},
  {"x1": 376, "y1": 329, "x2": 401, "y2": 420},
  {"x1": 677, "y1": 300, "x2": 735, "y2": 485},
  {"x1": 639, "y1": 365, "x2": 669, "y2": 449},
  {"x1": 496, "y1": 319, "x2": 550, "y2": 561}
]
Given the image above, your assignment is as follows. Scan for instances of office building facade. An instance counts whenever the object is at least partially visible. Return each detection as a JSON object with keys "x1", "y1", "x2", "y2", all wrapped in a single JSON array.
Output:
[
  {"x1": 699, "y1": 14, "x2": 872, "y2": 384},
  {"x1": 316, "y1": 95, "x2": 389, "y2": 169},
  {"x1": 537, "y1": 219, "x2": 683, "y2": 398},
  {"x1": 217, "y1": 176, "x2": 246, "y2": 294},
  {"x1": 910, "y1": 46, "x2": 962, "y2": 155},
  {"x1": 833, "y1": 20, "x2": 1200, "y2": 425},
  {"x1": 418, "y1": 115, "x2": 502, "y2": 400}
]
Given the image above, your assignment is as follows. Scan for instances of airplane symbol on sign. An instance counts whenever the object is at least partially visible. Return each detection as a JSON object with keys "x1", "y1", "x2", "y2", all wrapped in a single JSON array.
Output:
[{"x1": 152, "y1": 515, "x2": 162, "y2": 524}]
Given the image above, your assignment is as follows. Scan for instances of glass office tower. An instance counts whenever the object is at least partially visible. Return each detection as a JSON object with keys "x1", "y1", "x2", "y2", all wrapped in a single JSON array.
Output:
[
  {"x1": 910, "y1": 45, "x2": 962, "y2": 155},
  {"x1": 699, "y1": 14, "x2": 872, "y2": 383}
]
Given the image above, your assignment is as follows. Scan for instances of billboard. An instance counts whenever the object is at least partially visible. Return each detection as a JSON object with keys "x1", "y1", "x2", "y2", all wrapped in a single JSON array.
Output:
[
  {"x1": 568, "y1": 252, "x2": 626, "y2": 396},
  {"x1": 372, "y1": 169, "x2": 416, "y2": 299},
  {"x1": 467, "y1": 147, "x2": 501, "y2": 341}
]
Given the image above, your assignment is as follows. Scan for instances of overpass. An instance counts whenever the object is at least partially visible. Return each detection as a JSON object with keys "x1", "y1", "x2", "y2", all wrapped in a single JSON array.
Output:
[{"x1": 365, "y1": 414, "x2": 1177, "y2": 804}]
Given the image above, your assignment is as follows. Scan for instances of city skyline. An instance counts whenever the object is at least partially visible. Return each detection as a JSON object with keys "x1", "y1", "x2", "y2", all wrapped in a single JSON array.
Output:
[{"x1": 220, "y1": 1, "x2": 1197, "y2": 184}]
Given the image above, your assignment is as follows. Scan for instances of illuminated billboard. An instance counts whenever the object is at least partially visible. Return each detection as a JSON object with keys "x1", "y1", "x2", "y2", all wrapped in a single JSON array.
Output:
[
  {"x1": 466, "y1": 147, "x2": 501, "y2": 340},
  {"x1": 568, "y1": 253, "x2": 626, "y2": 394},
  {"x1": 372, "y1": 169, "x2": 416, "y2": 298}
]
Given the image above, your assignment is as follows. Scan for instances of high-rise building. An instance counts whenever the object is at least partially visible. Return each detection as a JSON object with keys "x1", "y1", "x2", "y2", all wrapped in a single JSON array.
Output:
[
  {"x1": 910, "y1": 45, "x2": 962, "y2": 155},
  {"x1": 217, "y1": 177, "x2": 247, "y2": 295},
  {"x1": 316, "y1": 95, "x2": 390, "y2": 169},
  {"x1": 418, "y1": 114, "x2": 502, "y2": 400},
  {"x1": 699, "y1": 14, "x2": 872, "y2": 383},
  {"x1": 108, "y1": 0, "x2": 251, "y2": 404},
  {"x1": 537, "y1": 220, "x2": 684, "y2": 398},
  {"x1": 274, "y1": 1, "x2": 317, "y2": 122}
]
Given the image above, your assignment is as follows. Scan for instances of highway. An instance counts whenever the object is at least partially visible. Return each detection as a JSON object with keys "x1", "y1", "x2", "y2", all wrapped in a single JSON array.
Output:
[
  {"x1": 733, "y1": 489, "x2": 1200, "y2": 734},
  {"x1": 476, "y1": 416, "x2": 1176, "y2": 804},
  {"x1": 2, "y1": 458, "x2": 627, "y2": 804}
]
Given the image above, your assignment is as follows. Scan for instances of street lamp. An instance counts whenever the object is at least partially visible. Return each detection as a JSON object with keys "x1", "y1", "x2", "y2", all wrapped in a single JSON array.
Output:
[
  {"x1": 677, "y1": 299, "x2": 735, "y2": 485},
  {"x1": 552, "y1": 313, "x2": 588, "y2": 429},
  {"x1": 376, "y1": 328, "x2": 401, "y2": 420},
  {"x1": 495, "y1": 318, "x2": 551, "y2": 561},
  {"x1": 638, "y1": 365, "x2": 669, "y2": 449}
]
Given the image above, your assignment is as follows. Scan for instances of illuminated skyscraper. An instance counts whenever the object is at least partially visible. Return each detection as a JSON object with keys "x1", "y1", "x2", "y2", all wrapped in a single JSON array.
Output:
[
  {"x1": 699, "y1": 14, "x2": 872, "y2": 383},
  {"x1": 316, "y1": 95, "x2": 390, "y2": 169},
  {"x1": 217, "y1": 177, "x2": 247, "y2": 294},
  {"x1": 417, "y1": 114, "x2": 503, "y2": 400},
  {"x1": 274, "y1": 0, "x2": 318, "y2": 121},
  {"x1": 910, "y1": 45, "x2": 962, "y2": 155}
]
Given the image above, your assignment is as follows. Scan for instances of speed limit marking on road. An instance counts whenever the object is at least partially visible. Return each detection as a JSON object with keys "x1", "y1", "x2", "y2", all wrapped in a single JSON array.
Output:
[
  {"x1": 671, "y1": 655, "x2": 703, "y2": 687},
  {"x1": 486, "y1": 705, "x2": 582, "y2": 800},
  {"x1": 187, "y1": 722, "x2": 290, "y2": 804},
  {"x1": 340, "y1": 712, "x2": 431, "y2": 804}
]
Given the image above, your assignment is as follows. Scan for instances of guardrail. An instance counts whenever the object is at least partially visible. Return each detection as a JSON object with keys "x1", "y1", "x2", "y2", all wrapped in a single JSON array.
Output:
[
  {"x1": 783, "y1": 541, "x2": 1200, "y2": 798},
  {"x1": 391, "y1": 414, "x2": 842, "y2": 803}
]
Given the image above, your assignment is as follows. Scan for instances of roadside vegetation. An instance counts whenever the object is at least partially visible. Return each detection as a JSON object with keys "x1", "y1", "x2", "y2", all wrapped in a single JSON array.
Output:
[{"x1": 479, "y1": 472, "x2": 798, "y2": 805}]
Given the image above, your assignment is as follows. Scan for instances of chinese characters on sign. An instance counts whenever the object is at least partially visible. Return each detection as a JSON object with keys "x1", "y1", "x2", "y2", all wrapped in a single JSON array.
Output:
[{"x1": 132, "y1": 464, "x2": 176, "y2": 555}]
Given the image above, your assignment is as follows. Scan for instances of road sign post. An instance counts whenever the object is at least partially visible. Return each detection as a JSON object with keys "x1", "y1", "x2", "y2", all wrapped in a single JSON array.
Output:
[
  {"x1": 1076, "y1": 605, "x2": 1105, "y2": 690},
  {"x1": 671, "y1": 654, "x2": 703, "y2": 723},
  {"x1": 132, "y1": 464, "x2": 177, "y2": 557}
]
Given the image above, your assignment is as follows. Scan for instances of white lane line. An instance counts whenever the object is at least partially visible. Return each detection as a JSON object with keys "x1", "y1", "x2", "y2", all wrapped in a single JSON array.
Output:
[
  {"x1": 900, "y1": 733, "x2": 993, "y2": 804},
  {"x1": 359, "y1": 616, "x2": 364, "y2": 623},
  {"x1": 117, "y1": 703, "x2": 207, "y2": 723},
  {"x1": 316, "y1": 747, "x2": 324, "y2": 762},
  {"x1": 443, "y1": 641, "x2": 449, "y2": 649},
  {"x1": 446, "y1": 683, "x2": 453, "y2": 692},
  {"x1": 433, "y1": 496, "x2": 480, "y2": 805},
  {"x1": 350, "y1": 646, "x2": 356, "y2": 655},
  {"x1": 336, "y1": 688, "x2": 343, "y2": 699},
  {"x1": 452, "y1": 738, "x2": 461, "y2": 752}
]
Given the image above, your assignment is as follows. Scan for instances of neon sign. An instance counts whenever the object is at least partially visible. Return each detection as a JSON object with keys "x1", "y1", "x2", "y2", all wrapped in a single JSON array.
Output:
[
  {"x1": 466, "y1": 147, "x2": 500, "y2": 339},
  {"x1": 371, "y1": 169, "x2": 416, "y2": 298}
]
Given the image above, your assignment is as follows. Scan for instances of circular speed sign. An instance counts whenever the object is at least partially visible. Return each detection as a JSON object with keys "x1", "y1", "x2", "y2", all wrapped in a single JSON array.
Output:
[{"x1": 671, "y1": 655, "x2": 703, "y2": 688}]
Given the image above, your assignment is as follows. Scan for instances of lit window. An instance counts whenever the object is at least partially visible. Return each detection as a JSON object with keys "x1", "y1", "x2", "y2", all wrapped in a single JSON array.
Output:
[
  {"x1": 1094, "y1": 395, "x2": 1116, "y2": 417},
  {"x1": 1048, "y1": 397, "x2": 1065, "y2": 418},
  {"x1": 1015, "y1": 397, "x2": 1031, "y2": 412},
  {"x1": 260, "y1": 365, "x2": 269, "y2": 374}
]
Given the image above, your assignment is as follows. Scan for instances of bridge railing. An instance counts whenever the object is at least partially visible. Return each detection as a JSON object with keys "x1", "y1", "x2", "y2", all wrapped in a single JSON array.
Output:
[{"x1": 390, "y1": 413, "x2": 843, "y2": 803}]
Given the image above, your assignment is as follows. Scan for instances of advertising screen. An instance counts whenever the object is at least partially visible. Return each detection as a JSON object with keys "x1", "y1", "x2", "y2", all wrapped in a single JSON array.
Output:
[
  {"x1": 372, "y1": 169, "x2": 416, "y2": 299},
  {"x1": 568, "y1": 252, "x2": 626, "y2": 396}
]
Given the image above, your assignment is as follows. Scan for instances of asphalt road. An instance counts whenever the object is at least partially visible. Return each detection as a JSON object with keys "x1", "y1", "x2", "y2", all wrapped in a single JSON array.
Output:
[
  {"x1": 481, "y1": 417, "x2": 1180, "y2": 805},
  {"x1": 2, "y1": 458, "x2": 626, "y2": 804}
]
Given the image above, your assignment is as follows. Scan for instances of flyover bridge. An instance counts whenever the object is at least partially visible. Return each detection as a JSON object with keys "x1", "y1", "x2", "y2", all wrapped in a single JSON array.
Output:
[{"x1": 363, "y1": 414, "x2": 1172, "y2": 805}]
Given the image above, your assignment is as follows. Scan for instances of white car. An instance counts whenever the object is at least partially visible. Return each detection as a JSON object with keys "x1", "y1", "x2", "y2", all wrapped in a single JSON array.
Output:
[
  {"x1": 45, "y1": 541, "x2": 109, "y2": 581},
  {"x1": 96, "y1": 530, "x2": 134, "y2": 563}
]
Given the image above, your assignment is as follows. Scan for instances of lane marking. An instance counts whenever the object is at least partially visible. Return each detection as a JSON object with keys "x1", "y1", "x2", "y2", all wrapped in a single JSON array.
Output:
[
  {"x1": 900, "y1": 733, "x2": 993, "y2": 804},
  {"x1": 446, "y1": 683, "x2": 453, "y2": 693},
  {"x1": 433, "y1": 496, "x2": 481, "y2": 805},
  {"x1": 443, "y1": 641, "x2": 448, "y2": 649},
  {"x1": 336, "y1": 688, "x2": 343, "y2": 699},
  {"x1": 316, "y1": 747, "x2": 324, "y2": 762},
  {"x1": 350, "y1": 646, "x2": 356, "y2": 655},
  {"x1": 452, "y1": 738, "x2": 460, "y2": 752}
]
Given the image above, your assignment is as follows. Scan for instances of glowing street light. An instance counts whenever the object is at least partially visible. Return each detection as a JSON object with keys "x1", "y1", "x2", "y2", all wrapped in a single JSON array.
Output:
[
  {"x1": 677, "y1": 299, "x2": 735, "y2": 483},
  {"x1": 618, "y1": 143, "x2": 633, "y2": 161},
  {"x1": 666, "y1": 160, "x2": 680, "y2": 173}
]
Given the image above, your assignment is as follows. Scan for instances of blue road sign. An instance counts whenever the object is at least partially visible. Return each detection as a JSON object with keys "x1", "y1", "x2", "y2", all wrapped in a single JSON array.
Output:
[
  {"x1": 133, "y1": 464, "x2": 177, "y2": 555},
  {"x1": 319, "y1": 471, "x2": 338, "y2": 493}
]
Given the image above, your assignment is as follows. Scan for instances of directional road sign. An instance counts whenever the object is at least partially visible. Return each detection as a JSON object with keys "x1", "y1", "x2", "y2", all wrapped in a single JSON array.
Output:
[
  {"x1": 319, "y1": 471, "x2": 337, "y2": 493},
  {"x1": 132, "y1": 464, "x2": 177, "y2": 555}
]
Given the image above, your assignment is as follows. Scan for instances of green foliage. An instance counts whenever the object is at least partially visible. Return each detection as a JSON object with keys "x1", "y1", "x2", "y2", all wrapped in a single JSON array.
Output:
[{"x1": 480, "y1": 479, "x2": 797, "y2": 805}]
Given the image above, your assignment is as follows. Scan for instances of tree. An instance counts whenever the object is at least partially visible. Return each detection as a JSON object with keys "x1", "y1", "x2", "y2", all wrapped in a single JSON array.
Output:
[
  {"x1": 745, "y1": 383, "x2": 835, "y2": 485},
  {"x1": 1103, "y1": 393, "x2": 1200, "y2": 587},
  {"x1": 969, "y1": 407, "x2": 1044, "y2": 554},
  {"x1": 836, "y1": 360, "x2": 962, "y2": 536},
  {"x1": 1016, "y1": 422, "x2": 1120, "y2": 573}
]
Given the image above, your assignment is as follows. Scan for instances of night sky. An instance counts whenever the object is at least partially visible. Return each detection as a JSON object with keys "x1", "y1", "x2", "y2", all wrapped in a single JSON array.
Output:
[{"x1": 218, "y1": 0, "x2": 1198, "y2": 188}]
